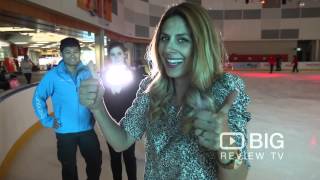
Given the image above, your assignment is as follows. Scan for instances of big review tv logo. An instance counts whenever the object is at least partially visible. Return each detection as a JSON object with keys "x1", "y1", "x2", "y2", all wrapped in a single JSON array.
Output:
[
  {"x1": 220, "y1": 132, "x2": 245, "y2": 150},
  {"x1": 220, "y1": 132, "x2": 284, "y2": 150}
]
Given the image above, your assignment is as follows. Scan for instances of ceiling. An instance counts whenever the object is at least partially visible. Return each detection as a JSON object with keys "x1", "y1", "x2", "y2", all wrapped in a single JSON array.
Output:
[{"x1": 0, "y1": 11, "x2": 95, "y2": 53}]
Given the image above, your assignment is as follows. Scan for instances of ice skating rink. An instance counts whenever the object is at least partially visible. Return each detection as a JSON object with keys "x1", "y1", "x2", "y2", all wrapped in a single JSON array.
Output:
[{"x1": 3, "y1": 71, "x2": 320, "y2": 180}]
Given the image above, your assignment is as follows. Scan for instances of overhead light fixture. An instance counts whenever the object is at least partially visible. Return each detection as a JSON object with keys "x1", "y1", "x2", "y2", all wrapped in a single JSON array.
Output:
[
  {"x1": 0, "y1": 27, "x2": 34, "y2": 32},
  {"x1": 0, "y1": 41, "x2": 9, "y2": 47},
  {"x1": 29, "y1": 45, "x2": 40, "y2": 47},
  {"x1": 244, "y1": 0, "x2": 268, "y2": 5},
  {"x1": 55, "y1": 25, "x2": 61, "y2": 31},
  {"x1": 81, "y1": 39, "x2": 95, "y2": 43},
  {"x1": 19, "y1": 32, "x2": 34, "y2": 36},
  {"x1": 15, "y1": 42, "x2": 28, "y2": 44},
  {"x1": 298, "y1": 1, "x2": 305, "y2": 7}
]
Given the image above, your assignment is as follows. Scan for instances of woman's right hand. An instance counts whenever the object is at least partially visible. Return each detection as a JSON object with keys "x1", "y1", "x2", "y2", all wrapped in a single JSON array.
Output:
[{"x1": 79, "y1": 78, "x2": 105, "y2": 110}]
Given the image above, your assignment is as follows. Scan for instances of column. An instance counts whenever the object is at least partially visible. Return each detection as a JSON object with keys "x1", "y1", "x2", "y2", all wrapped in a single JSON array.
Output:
[
  {"x1": 95, "y1": 29, "x2": 105, "y2": 72},
  {"x1": 315, "y1": 40, "x2": 319, "y2": 61}
]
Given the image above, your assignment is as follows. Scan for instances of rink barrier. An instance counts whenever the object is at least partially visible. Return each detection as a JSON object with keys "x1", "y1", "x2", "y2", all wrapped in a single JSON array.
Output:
[
  {"x1": 0, "y1": 122, "x2": 43, "y2": 179},
  {"x1": 0, "y1": 83, "x2": 37, "y2": 103},
  {"x1": 0, "y1": 84, "x2": 53, "y2": 179},
  {"x1": 225, "y1": 62, "x2": 320, "y2": 71}
]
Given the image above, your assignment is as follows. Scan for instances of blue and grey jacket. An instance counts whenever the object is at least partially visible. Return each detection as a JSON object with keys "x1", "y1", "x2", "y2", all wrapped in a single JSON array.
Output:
[{"x1": 32, "y1": 60, "x2": 93, "y2": 133}]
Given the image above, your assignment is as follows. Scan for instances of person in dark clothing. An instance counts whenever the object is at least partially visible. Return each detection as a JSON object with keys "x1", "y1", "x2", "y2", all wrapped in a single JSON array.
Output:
[
  {"x1": 268, "y1": 56, "x2": 276, "y2": 73},
  {"x1": 20, "y1": 55, "x2": 33, "y2": 84},
  {"x1": 292, "y1": 55, "x2": 299, "y2": 73},
  {"x1": 276, "y1": 56, "x2": 282, "y2": 71},
  {"x1": 0, "y1": 68, "x2": 10, "y2": 90},
  {"x1": 102, "y1": 42, "x2": 144, "y2": 180}
]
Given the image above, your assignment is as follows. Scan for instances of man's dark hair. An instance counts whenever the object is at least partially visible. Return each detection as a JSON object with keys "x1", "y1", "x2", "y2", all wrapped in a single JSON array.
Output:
[
  {"x1": 60, "y1": 37, "x2": 81, "y2": 52},
  {"x1": 107, "y1": 41, "x2": 127, "y2": 54}
]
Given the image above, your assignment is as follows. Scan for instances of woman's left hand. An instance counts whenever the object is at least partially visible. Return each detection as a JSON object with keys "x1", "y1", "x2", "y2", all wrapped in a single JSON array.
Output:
[{"x1": 193, "y1": 91, "x2": 237, "y2": 151}]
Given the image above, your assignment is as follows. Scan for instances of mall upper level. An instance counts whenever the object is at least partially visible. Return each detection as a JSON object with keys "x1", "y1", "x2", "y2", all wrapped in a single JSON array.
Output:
[{"x1": 2, "y1": 0, "x2": 320, "y2": 41}]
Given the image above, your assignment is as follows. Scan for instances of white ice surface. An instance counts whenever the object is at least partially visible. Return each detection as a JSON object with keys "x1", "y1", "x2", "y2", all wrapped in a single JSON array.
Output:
[{"x1": 4, "y1": 71, "x2": 320, "y2": 180}]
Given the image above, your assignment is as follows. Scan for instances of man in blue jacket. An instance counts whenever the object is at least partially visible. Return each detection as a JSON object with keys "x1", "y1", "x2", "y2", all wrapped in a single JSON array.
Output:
[{"x1": 32, "y1": 37, "x2": 102, "y2": 180}]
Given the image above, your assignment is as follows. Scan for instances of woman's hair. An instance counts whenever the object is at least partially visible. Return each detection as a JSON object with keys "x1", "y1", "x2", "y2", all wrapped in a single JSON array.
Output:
[
  {"x1": 107, "y1": 41, "x2": 127, "y2": 54},
  {"x1": 106, "y1": 41, "x2": 131, "y2": 65},
  {"x1": 146, "y1": 2, "x2": 225, "y2": 123}
]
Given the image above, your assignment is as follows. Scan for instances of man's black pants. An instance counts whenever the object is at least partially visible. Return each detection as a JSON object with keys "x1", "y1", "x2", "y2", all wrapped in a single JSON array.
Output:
[
  {"x1": 107, "y1": 143, "x2": 137, "y2": 180},
  {"x1": 24, "y1": 73, "x2": 32, "y2": 84},
  {"x1": 56, "y1": 129, "x2": 102, "y2": 180}
]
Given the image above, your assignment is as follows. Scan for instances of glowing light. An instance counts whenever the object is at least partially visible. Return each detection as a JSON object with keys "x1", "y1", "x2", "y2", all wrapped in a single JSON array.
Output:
[
  {"x1": 15, "y1": 42, "x2": 28, "y2": 44},
  {"x1": 228, "y1": 71, "x2": 320, "y2": 84},
  {"x1": 298, "y1": 1, "x2": 305, "y2": 7},
  {"x1": 104, "y1": 64, "x2": 134, "y2": 94},
  {"x1": 230, "y1": 71, "x2": 289, "y2": 78},
  {"x1": 310, "y1": 135, "x2": 317, "y2": 146},
  {"x1": 306, "y1": 75, "x2": 320, "y2": 82}
]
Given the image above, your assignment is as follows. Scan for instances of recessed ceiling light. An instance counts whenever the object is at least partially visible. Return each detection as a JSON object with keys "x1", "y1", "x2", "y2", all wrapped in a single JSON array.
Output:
[
  {"x1": 298, "y1": 1, "x2": 305, "y2": 7},
  {"x1": 15, "y1": 42, "x2": 28, "y2": 44},
  {"x1": 29, "y1": 45, "x2": 40, "y2": 47},
  {"x1": 0, "y1": 27, "x2": 34, "y2": 32}
]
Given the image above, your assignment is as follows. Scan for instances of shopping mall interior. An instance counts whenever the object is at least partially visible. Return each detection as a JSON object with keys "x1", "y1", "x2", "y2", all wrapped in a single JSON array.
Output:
[{"x1": 0, "y1": 0, "x2": 319, "y2": 180}]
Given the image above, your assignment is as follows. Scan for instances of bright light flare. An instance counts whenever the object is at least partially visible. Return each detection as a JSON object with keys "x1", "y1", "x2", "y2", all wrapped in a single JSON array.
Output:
[{"x1": 104, "y1": 64, "x2": 134, "y2": 94}]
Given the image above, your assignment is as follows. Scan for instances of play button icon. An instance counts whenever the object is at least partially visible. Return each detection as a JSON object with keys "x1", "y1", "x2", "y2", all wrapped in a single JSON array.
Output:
[
  {"x1": 230, "y1": 136, "x2": 236, "y2": 146},
  {"x1": 220, "y1": 132, "x2": 245, "y2": 150}
]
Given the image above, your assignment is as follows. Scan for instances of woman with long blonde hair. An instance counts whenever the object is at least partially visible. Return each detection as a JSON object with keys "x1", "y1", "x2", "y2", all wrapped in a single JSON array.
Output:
[{"x1": 80, "y1": 2, "x2": 251, "y2": 179}]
